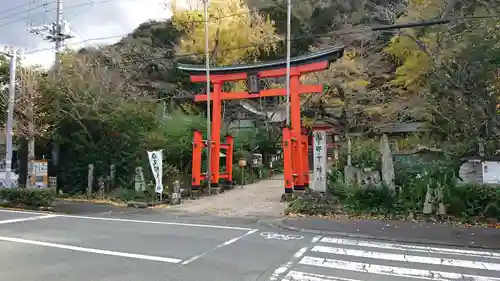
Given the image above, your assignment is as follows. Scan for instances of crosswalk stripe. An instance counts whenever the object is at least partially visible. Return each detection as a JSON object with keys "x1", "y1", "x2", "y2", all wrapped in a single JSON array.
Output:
[
  {"x1": 298, "y1": 256, "x2": 500, "y2": 281},
  {"x1": 310, "y1": 245, "x2": 500, "y2": 270},
  {"x1": 282, "y1": 270, "x2": 360, "y2": 281},
  {"x1": 320, "y1": 237, "x2": 500, "y2": 259}
]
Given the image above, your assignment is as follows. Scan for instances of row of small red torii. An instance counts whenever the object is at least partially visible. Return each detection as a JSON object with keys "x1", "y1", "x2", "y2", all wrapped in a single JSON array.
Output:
[{"x1": 177, "y1": 46, "x2": 345, "y2": 194}]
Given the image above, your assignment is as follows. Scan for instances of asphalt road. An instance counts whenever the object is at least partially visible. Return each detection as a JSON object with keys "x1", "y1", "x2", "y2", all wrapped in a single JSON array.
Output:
[{"x1": 1, "y1": 209, "x2": 500, "y2": 281}]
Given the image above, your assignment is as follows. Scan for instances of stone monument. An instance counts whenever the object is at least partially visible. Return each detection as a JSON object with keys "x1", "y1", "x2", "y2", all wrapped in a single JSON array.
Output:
[{"x1": 379, "y1": 134, "x2": 395, "y2": 190}]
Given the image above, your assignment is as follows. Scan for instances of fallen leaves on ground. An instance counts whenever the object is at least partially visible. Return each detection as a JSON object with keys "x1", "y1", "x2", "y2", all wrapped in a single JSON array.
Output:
[
  {"x1": 60, "y1": 197, "x2": 127, "y2": 207},
  {"x1": 285, "y1": 212, "x2": 500, "y2": 229}
]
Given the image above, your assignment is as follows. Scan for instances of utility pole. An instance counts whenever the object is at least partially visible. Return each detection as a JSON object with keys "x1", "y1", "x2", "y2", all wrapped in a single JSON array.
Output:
[
  {"x1": 20, "y1": 66, "x2": 36, "y2": 188},
  {"x1": 203, "y1": 0, "x2": 212, "y2": 194},
  {"x1": 285, "y1": 0, "x2": 291, "y2": 125},
  {"x1": 27, "y1": 0, "x2": 71, "y2": 60},
  {"x1": 3, "y1": 48, "x2": 18, "y2": 188},
  {"x1": 27, "y1": 0, "x2": 72, "y2": 186}
]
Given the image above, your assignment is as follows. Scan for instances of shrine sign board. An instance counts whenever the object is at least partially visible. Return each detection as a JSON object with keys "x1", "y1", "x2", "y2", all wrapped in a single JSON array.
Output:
[
  {"x1": 31, "y1": 160, "x2": 48, "y2": 188},
  {"x1": 312, "y1": 130, "x2": 327, "y2": 192}
]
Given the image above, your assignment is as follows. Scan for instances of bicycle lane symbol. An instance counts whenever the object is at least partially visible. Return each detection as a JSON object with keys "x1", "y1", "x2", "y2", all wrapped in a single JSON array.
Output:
[{"x1": 259, "y1": 232, "x2": 304, "y2": 241}]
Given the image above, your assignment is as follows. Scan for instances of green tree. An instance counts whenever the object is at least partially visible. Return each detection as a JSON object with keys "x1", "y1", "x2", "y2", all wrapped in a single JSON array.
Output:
[
  {"x1": 38, "y1": 52, "x2": 161, "y2": 193},
  {"x1": 385, "y1": 0, "x2": 500, "y2": 148}
]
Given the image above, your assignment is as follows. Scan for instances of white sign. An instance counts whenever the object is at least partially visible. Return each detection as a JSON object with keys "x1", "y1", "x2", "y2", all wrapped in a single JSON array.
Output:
[
  {"x1": 147, "y1": 150, "x2": 163, "y2": 193},
  {"x1": 482, "y1": 161, "x2": 500, "y2": 184},
  {"x1": 312, "y1": 130, "x2": 327, "y2": 192},
  {"x1": 32, "y1": 160, "x2": 48, "y2": 188}
]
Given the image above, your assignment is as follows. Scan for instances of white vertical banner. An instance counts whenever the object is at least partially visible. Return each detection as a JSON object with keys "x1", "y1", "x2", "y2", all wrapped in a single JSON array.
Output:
[
  {"x1": 312, "y1": 130, "x2": 327, "y2": 192},
  {"x1": 147, "y1": 150, "x2": 163, "y2": 194}
]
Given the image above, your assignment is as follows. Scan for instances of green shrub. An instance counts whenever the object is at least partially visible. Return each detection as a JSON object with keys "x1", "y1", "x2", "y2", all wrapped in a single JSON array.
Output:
[
  {"x1": 326, "y1": 169, "x2": 350, "y2": 198},
  {"x1": 0, "y1": 188, "x2": 56, "y2": 207},
  {"x1": 445, "y1": 183, "x2": 500, "y2": 218},
  {"x1": 108, "y1": 185, "x2": 159, "y2": 202},
  {"x1": 232, "y1": 166, "x2": 258, "y2": 185},
  {"x1": 285, "y1": 196, "x2": 336, "y2": 216},
  {"x1": 342, "y1": 185, "x2": 399, "y2": 215},
  {"x1": 338, "y1": 139, "x2": 381, "y2": 170}
]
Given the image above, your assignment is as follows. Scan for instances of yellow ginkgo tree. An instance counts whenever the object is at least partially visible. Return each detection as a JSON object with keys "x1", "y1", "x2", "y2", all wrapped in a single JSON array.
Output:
[{"x1": 171, "y1": 0, "x2": 279, "y2": 66}]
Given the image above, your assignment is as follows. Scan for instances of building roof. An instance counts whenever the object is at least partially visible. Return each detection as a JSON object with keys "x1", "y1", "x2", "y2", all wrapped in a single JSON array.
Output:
[
  {"x1": 177, "y1": 46, "x2": 345, "y2": 75},
  {"x1": 375, "y1": 122, "x2": 429, "y2": 133}
]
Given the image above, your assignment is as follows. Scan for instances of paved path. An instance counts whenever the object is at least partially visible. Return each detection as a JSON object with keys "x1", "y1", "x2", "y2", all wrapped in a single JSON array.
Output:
[
  {"x1": 169, "y1": 175, "x2": 286, "y2": 218},
  {"x1": 2, "y1": 208, "x2": 500, "y2": 281}
]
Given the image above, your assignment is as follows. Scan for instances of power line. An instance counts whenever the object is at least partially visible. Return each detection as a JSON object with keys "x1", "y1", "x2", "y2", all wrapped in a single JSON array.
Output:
[
  {"x1": 0, "y1": 1, "x2": 52, "y2": 22},
  {"x1": 17, "y1": 13, "x2": 499, "y2": 61},
  {"x1": 0, "y1": 0, "x2": 48, "y2": 17},
  {"x1": 1, "y1": 0, "x2": 499, "y2": 30},
  {"x1": 1, "y1": 0, "x2": 497, "y2": 33},
  {"x1": 0, "y1": 0, "x2": 139, "y2": 29},
  {"x1": 19, "y1": 2, "x2": 284, "y2": 53},
  {"x1": 0, "y1": 0, "x2": 277, "y2": 29},
  {"x1": 19, "y1": 18, "x2": 473, "y2": 58}
]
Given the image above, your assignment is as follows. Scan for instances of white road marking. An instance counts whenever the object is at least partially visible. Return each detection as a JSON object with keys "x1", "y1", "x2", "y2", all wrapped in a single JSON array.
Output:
[
  {"x1": 0, "y1": 209, "x2": 252, "y2": 231},
  {"x1": 181, "y1": 229, "x2": 258, "y2": 265},
  {"x1": 0, "y1": 235, "x2": 183, "y2": 263},
  {"x1": 320, "y1": 237, "x2": 500, "y2": 259},
  {"x1": 0, "y1": 209, "x2": 44, "y2": 215},
  {"x1": 311, "y1": 236, "x2": 321, "y2": 243},
  {"x1": 0, "y1": 214, "x2": 58, "y2": 224},
  {"x1": 282, "y1": 271, "x2": 360, "y2": 281},
  {"x1": 311, "y1": 245, "x2": 500, "y2": 271},
  {"x1": 299, "y1": 256, "x2": 500, "y2": 281},
  {"x1": 269, "y1": 247, "x2": 309, "y2": 281},
  {"x1": 260, "y1": 232, "x2": 304, "y2": 241}
]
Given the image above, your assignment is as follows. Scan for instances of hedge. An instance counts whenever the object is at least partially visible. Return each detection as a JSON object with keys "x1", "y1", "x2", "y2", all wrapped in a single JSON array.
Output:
[
  {"x1": 0, "y1": 188, "x2": 56, "y2": 208},
  {"x1": 287, "y1": 183, "x2": 500, "y2": 220}
]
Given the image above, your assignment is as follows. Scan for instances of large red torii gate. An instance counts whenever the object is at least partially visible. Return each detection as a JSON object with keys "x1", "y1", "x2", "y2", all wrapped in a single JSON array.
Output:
[{"x1": 177, "y1": 46, "x2": 345, "y2": 195}]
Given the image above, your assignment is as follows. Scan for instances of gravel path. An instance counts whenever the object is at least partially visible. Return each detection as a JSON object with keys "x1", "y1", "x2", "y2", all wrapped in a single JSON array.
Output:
[{"x1": 168, "y1": 175, "x2": 286, "y2": 218}]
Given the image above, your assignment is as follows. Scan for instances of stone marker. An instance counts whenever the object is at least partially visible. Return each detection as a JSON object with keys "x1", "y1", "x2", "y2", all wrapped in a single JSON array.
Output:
[
  {"x1": 380, "y1": 134, "x2": 395, "y2": 190},
  {"x1": 171, "y1": 180, "x2": 181, "y2": 205},
  {"x1": 134, "y1": 167, "x2": 145, "y2": 192},
  {"x1": 423, "y1": 186, "x2": 433, "y2": 214}
]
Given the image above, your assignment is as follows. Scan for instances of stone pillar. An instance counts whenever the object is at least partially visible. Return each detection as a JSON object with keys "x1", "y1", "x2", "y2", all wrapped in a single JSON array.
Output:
[
  {"x1": 379, "y1": 134, "x2": 395, "y2": 190},
  {"x1": 134, "y1": 167, "x2": 145, "y2": 192},
  {"x1": 87, "y1": 164, "x2": 94, "y2": 199},
  {"x1": 171, "y1": 180, "x2": 181, "y2": 205}
]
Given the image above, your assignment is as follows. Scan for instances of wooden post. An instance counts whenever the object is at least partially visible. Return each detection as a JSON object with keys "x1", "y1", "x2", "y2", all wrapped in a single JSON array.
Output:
[
  {"x1": 225, "y1": 135, "x2": 234, "y2": 185},
  {"x1": 282, "y1": 127, "x2": 293, "y2": 194},
  {"x1": 87, "y1": 164, "x2": 94, "y2": 199},
  {"x1": 191, "y1": 130, "x2": 203, "y2": 191},
  {"x1": 302, "y1": 133, "x2": 309, "y2": 188}
]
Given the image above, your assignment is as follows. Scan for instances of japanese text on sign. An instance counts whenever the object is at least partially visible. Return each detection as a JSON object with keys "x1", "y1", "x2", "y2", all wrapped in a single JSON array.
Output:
[
  {"x1": 312, "y1": 130, "x2": 327, "y2": 192},
  {"x1": 147, "y1": 150, "x2": 163, "y2": 193}
]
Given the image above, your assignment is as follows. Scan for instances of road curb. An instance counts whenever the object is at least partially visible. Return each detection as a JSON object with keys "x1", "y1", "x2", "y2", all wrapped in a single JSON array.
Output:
[{"x1": 272, "y1": 219, "x2": 500, "y2": 250}]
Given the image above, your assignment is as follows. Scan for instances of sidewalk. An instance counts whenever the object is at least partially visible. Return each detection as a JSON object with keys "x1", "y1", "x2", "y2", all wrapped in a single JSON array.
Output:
[{"x1": 278, "y1": 217, "x2": 500, "y2": 249}]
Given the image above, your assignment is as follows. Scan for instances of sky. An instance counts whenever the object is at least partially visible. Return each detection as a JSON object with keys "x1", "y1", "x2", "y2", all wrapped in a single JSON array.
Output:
[{"x1": 0, "y1": 0, "x2": 184, "y2": 68}]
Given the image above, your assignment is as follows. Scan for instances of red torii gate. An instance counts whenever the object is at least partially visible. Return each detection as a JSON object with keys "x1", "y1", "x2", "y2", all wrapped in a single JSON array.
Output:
[{"x1": 177, "y1": 46, "x2": 345, "y2": 194}]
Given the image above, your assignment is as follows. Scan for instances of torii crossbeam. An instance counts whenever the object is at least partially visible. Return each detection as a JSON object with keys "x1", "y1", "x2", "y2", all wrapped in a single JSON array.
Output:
[{"x1": 178, "y1": 46, "x2": 345, "y2": 194}]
